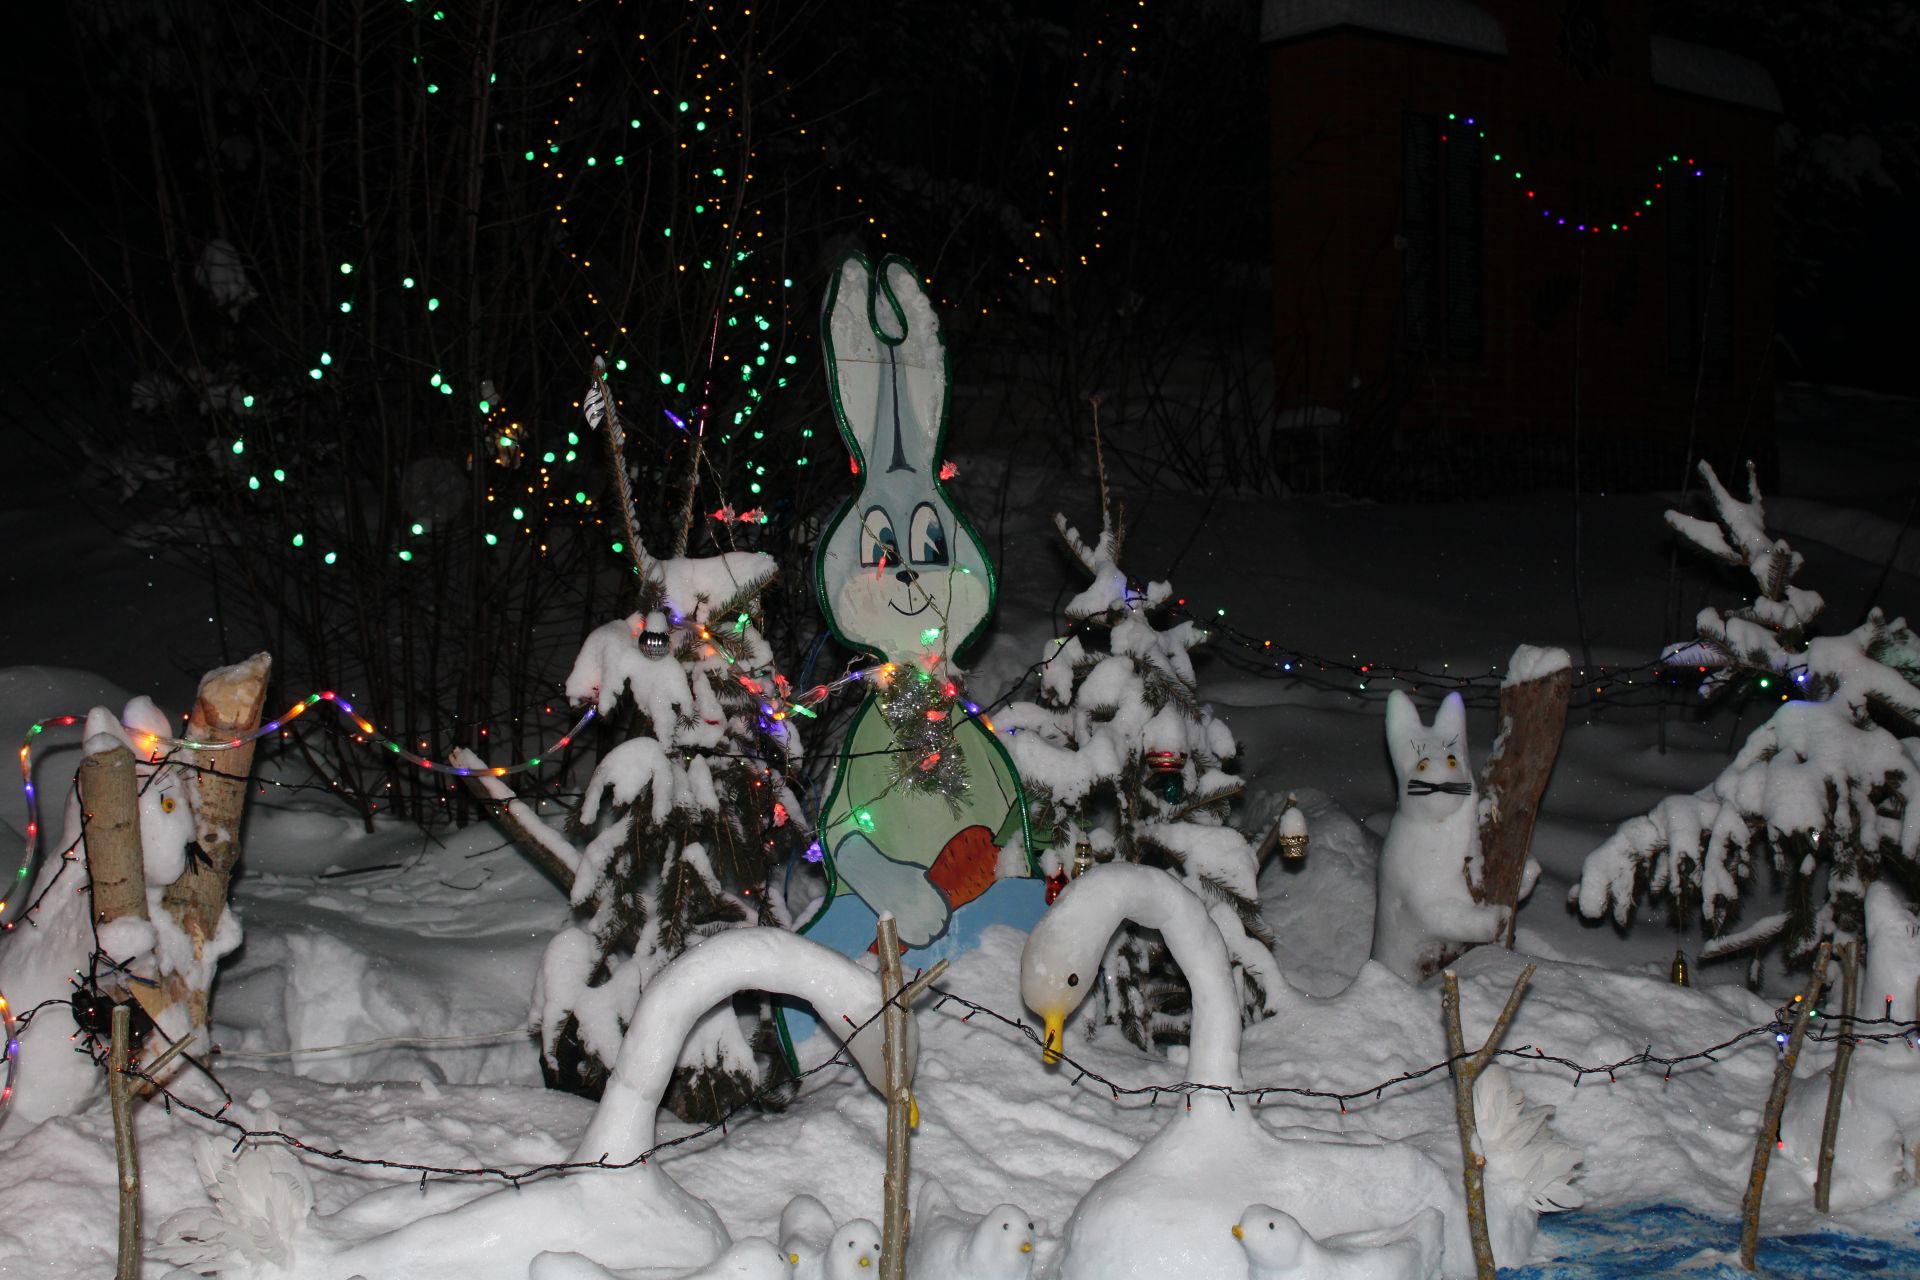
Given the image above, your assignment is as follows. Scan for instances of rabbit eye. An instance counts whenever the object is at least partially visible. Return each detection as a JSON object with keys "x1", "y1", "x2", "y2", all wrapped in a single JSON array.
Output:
[
  {"x1": 859, "y1": 506, "x2": 900, "y2": 568},
  {"x1": 908, "y1": 503, "x2": 948, "y2": 566},
  {"x1": 1446, "y1": 754, "x2": 1458, "y2": 769},
  {"x1": 1416, "y1": 758, "x2": 1429, "y2": 772},
  {"x1": 161, "y1": 795, "x2": 177, "y2": 813}
]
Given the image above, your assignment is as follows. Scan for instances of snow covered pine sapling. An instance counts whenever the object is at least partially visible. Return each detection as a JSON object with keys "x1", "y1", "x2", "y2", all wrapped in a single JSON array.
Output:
[
  {"x1": 997, "y1": 500, "x2": 1281, "y2": 1051},
  {"x1": 532, "y1": 551, "x2": 810, "y2": 1122},
  {"x1": 1577, "y1": 460, "x2": 1920, "y2": 968}
]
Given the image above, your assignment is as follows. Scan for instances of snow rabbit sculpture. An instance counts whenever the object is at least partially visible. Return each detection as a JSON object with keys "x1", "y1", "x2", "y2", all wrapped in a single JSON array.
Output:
[{"x1": 1372, "y1": 690, "x2": 1507, "y2": 983}]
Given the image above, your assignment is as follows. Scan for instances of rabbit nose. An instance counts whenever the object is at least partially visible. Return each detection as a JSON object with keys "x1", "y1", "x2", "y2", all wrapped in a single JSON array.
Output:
[{"x1": 894, "y1": 568, "x2": 919, "y2": 585}]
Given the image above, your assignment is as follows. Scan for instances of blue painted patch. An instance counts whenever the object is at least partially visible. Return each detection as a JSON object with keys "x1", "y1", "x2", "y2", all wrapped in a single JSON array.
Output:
[
  {"x1": 1506, "y1": 1203, "x2": 1920, "y2": 1278},
  {"x1": 774, "y1": 878, "x2": 1048, "y2": 1065}
]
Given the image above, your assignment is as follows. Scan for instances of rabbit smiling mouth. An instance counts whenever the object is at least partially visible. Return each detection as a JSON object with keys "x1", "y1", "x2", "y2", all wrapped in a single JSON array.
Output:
[{"x1": 888, "y1": 596, "x2": 934, "y2": 617}]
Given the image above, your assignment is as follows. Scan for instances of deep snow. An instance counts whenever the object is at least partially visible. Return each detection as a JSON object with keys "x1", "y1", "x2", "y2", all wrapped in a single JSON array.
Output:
[{"x1": 1, "y1": 388, "x2": 1918, "y2": 1276}]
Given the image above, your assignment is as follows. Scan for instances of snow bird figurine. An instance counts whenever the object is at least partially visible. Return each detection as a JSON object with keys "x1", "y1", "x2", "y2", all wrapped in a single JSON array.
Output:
[
  {"x1": 1371, "y1": 691, "x2": 1509, "y2": 983},
  {"x1": 1231, "y1": 1204, "x2": 1443, "y2": 1280},
  {"x1": 780, "y1": 251, "x2": 1043, "y2": 1057},
  {"x1": 780, "y1": 1197, "x2": 887, "y2": 1280},
  {"x1": 1021, "y1": 864, "x2": 1579, "y2": 1277},
  {"x1": 265, "y1": 930, "x2": 911, "y2": 1278},
  {"x1": 905, "y1": 1178, "x2": 1037, "y2": 1280}
]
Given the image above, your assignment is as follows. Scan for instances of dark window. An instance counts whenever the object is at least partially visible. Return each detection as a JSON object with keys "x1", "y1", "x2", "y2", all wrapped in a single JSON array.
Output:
[
  {"x1": 1401, "y1": 113, "x2": 1484, "y2": 362},
  {"x1": 1666, "y1": 164, "x2": 1730, "y2": 378}
]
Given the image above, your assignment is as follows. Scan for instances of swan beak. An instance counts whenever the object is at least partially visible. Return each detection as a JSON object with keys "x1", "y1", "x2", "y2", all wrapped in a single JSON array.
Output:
[
  {"x1": 789, "y1": 1254, "x2": 800, "y2": 1265},
  {"x1": 1232, "y1": 1224, "x2": 1244, "y2": 1240},
  {"x1": 1041, "y1": 1011, "x2": 1065, "y2": 1065},
  {"x1": 1020, "y1": 1242, "x2": 1033, "y2": 1254},
  {"x1": 909, "y1": 1092, "x2": 921, "y2": 1130}
]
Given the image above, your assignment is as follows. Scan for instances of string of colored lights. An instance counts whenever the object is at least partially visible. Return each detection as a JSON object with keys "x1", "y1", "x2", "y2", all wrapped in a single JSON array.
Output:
[
  {"x1": 1440, "y1": 111, "x2": 1710, "y2": 236},
  {"x1": 113, "y1": 978, "x2": 1919, "y2": 1189}
]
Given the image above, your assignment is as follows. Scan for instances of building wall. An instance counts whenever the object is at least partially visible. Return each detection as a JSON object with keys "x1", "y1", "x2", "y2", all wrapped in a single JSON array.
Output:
[{"x1": 1266, "y1": 1, "x2": 1774, "y2": 494}]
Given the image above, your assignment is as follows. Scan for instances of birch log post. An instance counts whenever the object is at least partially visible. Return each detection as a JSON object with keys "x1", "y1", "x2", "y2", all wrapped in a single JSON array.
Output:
[
  {"x1": 1815, "y1": 940, "x2": 1860, "y2": 1213},
  {"x1": 79, "y1": 739, "x2": 152, "y2": 1013},
  {"x1": 1476, "y1": 646, "x2": 1571, "y2": 947},
  {"x1": 157, "y1": 653, "x2": 271, "y2": 1037},
  {"x1": 109, "y1": 1003, "x2": 141, "y2": 1280},
  {"x1": 1441, "y1": 963, "x2": 1537, "y2": 1280},
  {"x1": 1739, "y1": 942, "x2": 1831, "y2": 1270},
  {"x1": 876, "y1": 914, "x2": 911, "y2": 1280}
]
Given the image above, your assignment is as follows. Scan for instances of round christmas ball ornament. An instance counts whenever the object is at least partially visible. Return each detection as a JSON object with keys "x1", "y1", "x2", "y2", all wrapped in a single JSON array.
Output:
[
  {"x1": 1145, "y1": 748, "x2": 1187, "y2": 803},
  {"x1": 637, "y1": 611, "x2": 672, "y2": 659}
]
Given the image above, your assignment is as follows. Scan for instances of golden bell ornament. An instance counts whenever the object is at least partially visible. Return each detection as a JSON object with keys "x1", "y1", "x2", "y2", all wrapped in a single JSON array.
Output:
[
  {"x1": 1276, "y1": 795, "x2": 1309, "y2": 861},
  {"x1": 1670, "y1": 949, "x2": 1691, "y2": 987}
]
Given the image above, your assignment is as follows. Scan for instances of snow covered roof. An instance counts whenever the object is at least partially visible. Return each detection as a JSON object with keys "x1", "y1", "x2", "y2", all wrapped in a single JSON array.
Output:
[
  {"x1": 1259, "y1": 0, "x2": 1507, "y2": 56},
  {"x1": 1649, "y1": 37, "x2": 1783, "y2": 115}
]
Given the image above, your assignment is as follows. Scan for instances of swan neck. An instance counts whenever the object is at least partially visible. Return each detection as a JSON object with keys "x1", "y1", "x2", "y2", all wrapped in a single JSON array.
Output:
[
  {"x1": 1124, "y1": 883, "x2": 1244, "y2": 1089},
  {"x1": 572, "y1": 933, "x2": 876, "y2": 1161}
]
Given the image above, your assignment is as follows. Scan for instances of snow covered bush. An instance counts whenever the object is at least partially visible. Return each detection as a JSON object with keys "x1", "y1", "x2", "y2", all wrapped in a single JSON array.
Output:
[
  {"x1": 530, "y1": 550, "x2": 809, "y2": 1121},
  {"x1": 1576, "y1": 460, "x2": 1920, "y2": 963},
  {"x1": 997, "y1": 504, "x2": 1280, "y2": 1050}
]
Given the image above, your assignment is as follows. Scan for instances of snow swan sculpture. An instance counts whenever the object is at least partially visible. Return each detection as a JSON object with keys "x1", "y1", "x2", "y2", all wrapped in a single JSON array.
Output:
[
  {"x1": 905, "y1": 1178, "x2": 1036, "y2": 1280},
  {"x1": 1232, "y1": 1204, "x2": 1443, "y2": 1280},
  {"x1": 530, "y1": 1238, "x2": 795, "y2": 1279},
  {"x1": 1021, "y1": 863, "x2": 1577, "y2": 1278},
  {"x1": 286, "y1": 929, "x2": 907, "y2": 1278}
]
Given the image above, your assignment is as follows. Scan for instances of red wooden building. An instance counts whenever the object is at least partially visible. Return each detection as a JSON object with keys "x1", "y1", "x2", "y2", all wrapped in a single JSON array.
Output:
[{"x1": 1259, "y1": 0, "x2": 1782, "y2": 494}]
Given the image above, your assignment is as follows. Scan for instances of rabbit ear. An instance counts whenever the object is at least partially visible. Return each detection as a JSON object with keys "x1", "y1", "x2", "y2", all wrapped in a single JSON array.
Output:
[
  {"x1": 822, "y1": 253, "x2": 946, "y2": 477},
  {"x1": 1434, "y1": 691, "x2": 1468, "y2": 747}
]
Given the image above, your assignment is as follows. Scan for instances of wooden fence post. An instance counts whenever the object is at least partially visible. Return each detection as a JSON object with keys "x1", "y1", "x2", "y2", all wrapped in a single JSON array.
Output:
[
  {"x1": 1476, "y1": 648, "x2": 1571, "y2": 947},
  {"x1": 109, "y1": 1004, "x2": 141, "y2": 1280},
  {"x1": 873, "y1": 914, "x2": 946, "y2": 1280},
  {"x1": 80, "y1": 740, "x2": 156, "y2": 1020},
  {"x1": 1441, "y1": 964, "x2": 1537, "y2": 1280},
  {"x1": 1739, "y1": 942, "x2": 1831, "y2": 1269},
  {"x1": 1815, "y1": 940, "x2": 1860, "y2": 1213},
  {"x1": 158, "y1": 653, "x2": 271, "y2": 1038}
]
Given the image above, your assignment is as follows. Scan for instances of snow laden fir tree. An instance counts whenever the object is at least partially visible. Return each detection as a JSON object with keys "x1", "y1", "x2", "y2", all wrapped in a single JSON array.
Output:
[
  {"x1": 997, "y1": 502, "x2": 1281, "y2": 1050},
  {"x1": 516, "y1": 371, "x2": 808, "y2": 1123},
  {"x1": 1577, "y1": 460, "x2": 1920, "y2": 964}
]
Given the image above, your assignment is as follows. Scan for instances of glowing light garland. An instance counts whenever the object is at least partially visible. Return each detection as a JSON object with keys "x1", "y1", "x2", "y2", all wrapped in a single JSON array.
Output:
[{"x1": 1441, "y1": 111, "x2": 1710, "y2": 236}]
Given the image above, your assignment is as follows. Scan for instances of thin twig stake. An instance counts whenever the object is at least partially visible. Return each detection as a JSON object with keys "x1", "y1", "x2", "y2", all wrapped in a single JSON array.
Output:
[
  {"x1": 1740, "y1": 941, "x2": 1831, "y2": 1269},
  {"x1": 109, "y1": 1004, "x2": 141, "y2": 1280},
  {"x1": 1816, "y1": 940, "x2": 1858, "y2": 1213},
  {"x1": 1442, "y1": 964, "x2": 1537, "y2": 1280},
  {"x1": 876, "y1": 914, "x2": 912, "y2": 1280}
]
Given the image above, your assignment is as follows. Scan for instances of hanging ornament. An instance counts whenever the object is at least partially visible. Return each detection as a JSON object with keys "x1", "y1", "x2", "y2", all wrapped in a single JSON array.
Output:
[
  {"x1": 1044, "y1": 868, "x2": 1068, "y2": 905},
  {"x1": 1670, "y1": 949, "x2": 1691, "y2": 987},
  {"x1": 1145, "y1": 749, "x2": 1187, "y2": 804},
  {"x1": 637, "y1": 611, "x2": 672, "y2": 659},
  {"x1": 1070, "y1": 839, "x2": 1096, "y2": 880},
  {"x1": 1277, "y1": 794, "x2": 1310, "y2": 862}
]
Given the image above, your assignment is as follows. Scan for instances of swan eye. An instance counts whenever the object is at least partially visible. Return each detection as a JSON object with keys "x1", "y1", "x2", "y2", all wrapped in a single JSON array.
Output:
[
  {"x1": 1028, "y1": 1222, "x2": 1035, "y2": 1231},
  {"x1": 1002, "y1": 1223, "x2": 1009, "y2": 1231},
  {"x1": 1268, "y1": 1221, "x2": 1276, "y2": 1230},
  {"x1": 1067, "y1": 972, "x2": 1080, "y2": 987}
]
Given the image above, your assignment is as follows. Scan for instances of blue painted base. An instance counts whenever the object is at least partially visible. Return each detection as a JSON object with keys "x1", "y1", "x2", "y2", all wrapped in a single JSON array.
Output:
[
  {"x1": 775, "y1": 878, "x2": 1049, "y2": 1068},
  {"x1": 1506, "y1": 1203, "x2": 1920, "y2": 1278}
]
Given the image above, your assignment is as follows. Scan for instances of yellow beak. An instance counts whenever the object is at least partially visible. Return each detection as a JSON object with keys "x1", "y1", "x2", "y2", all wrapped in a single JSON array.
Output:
[
  {"x1": 789, "y1": 1254, "x2": 800, "y2": 1265},
  {"x1": 1041, "y1": 1011, "x2": 1066, "y2": 1065},
  {"x1": 1020, "y1": 1241, "x2": 1033, "y2": 1254},
  {"x1": 909, "y1": 1092, "x2": 920, "y2": 1130},
  {"x1": 859, "y1": 1258, "x2": 872, "y2": 1269},
  {"x1": 1232, "y1": 1224, "x2": 1244, "y2": 1240}
]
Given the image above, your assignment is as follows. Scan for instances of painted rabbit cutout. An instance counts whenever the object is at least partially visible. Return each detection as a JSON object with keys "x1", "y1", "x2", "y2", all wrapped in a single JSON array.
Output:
[{"x1": 804, "y1": 253, "x2": 1033, "y2": 954}]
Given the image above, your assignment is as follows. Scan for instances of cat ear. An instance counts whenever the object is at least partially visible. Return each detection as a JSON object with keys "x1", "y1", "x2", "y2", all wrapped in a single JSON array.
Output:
[
  {"x1": 1435, "y1": 691, "x2": 1468, "y2": 746},
  {"x1": 1385, "y1": 690, "x2": 1419, "y2": 754}
]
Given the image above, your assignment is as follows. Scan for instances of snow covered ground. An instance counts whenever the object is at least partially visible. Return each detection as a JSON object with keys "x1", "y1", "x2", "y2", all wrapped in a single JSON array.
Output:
[{"x1": 1, "y1": 387, "x2": 1918, "y2": 1277}]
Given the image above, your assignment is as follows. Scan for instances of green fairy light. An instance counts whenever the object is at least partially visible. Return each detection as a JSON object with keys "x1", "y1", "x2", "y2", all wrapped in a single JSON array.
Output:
[
  {"x1": 339, "y1": 262, "x2": 353, "y2": 275},
  {"x1": 292, "y1": 533, "x2": 305, "y2": 547},
  {"x1": 564, "y1": 450, "x2": 577, "y2": 462},
  {"x1": 614, "y1": 359, "x2": 628, "y2": 371},
  {"x1": 511, "y1": 506, "x2": 525, "y2": 520},
  {"x1": 663, "y1": 227, "x2": 672, "y2": 237},
  {"x1": 231, "y1": 439, "x2": 245, "y2": 455},
  {"x1": 630, "y1": 118, "x2": 640, "y2": 129},
  {"x1": 525, "y1": 150, "x2": 536, "y2": 161},
  {"x1": 587, "y1": 157, "x2": 597, "y2": 167},
  {"x1": 273, "y1": 468, "x2": 286, "y2": 482},
  {"x1": 427, "y1": 84, "x2": 440, "y2": 94},
  {"x1": 320, "y1": 352, "x2": 332, "y2": 365},
  {"x1": 484, "y1": 533, "x2": 498, "y2": 546},
  {"x1": 920, "y1": 627, "x2": 941, "y2": 646},
  {"x1": 324, "y1": 551, "x2": 337, "y2": 565},
  {"x1": 427, "y1": 297, "x2": 441, "y2": 311},
  {"x1": 696, "y1": 121, "x2": 707, "y2": 132},
  {"x1": 402, "y1": 276, "x2": 416, "y2": 288},
  {"x1": 340, "y1": 301, "x2": 352, "y2": 314},
  {"x1": 430, "y1": 373, "x2": 443, "y2": 387},
  {"x1": 478, "y1": 399, "x2": 491, "y2": 413},
  {"x1": 658, "y1": 372, "x2": 672, "y2": 386},
  {"x1": 566, "y1": 431, "x2": 579, "y2": 445},
  {"x1": 242, "y1": 394, "x2": 255, "y2": 408},
  {"x1": 677, "y1": 100, "x2": 689, "y2": 112},
  {"x1": 542, "y1": 451, "x2": 556, "y2": 463},
  {"x1": 309, "y1": 368, "x2": 324, "y2": 380},
  {"x1": 611, "y1": 541, "x2": 624, "y2": 554},
  {"x1": 439, "y1": 384, "x2": 452, "y2": 397},
  {"x1": 410, "y1": 522, "x2": 425, "y2": 536},
  {"x1": 749, "y1": 482, "x2": 762, "y2": 494},
  {"x1": 798, "y1": 457, "x2": 809, "y2": 466},
  {"x1": 573, "y1": 491, "x2": 587, "y2": 504},
  {"x1": 398, "y1": 550, "x2": 413, "y2": 562},
  {"x1": 497, "y1": 435, "x2": 515, "y2": 449},
  {"x1": 853, "y1": 808, "x2": 876, "y2": 834},
  {"x1": 248, "y1": 476, "x2": 260, "y2": 490}
]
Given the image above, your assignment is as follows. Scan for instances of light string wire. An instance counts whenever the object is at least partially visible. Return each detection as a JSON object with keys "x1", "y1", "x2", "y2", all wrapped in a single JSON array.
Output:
[{"x1": 112, "y1": 979, "x2": 1920, "y2": 1189}]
